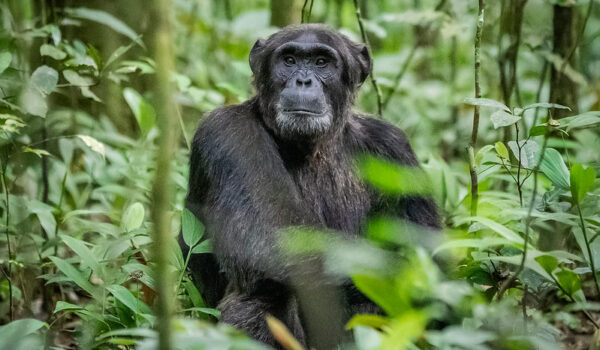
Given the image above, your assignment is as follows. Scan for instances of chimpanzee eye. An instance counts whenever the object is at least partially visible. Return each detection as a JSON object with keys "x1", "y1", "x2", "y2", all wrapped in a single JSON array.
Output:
[
  {"x1": 315, "y1": 58, "x2": 327, "y2": 67},
  {"x1": 283, "y1": 56, "x2": 296, "y2": 66}
]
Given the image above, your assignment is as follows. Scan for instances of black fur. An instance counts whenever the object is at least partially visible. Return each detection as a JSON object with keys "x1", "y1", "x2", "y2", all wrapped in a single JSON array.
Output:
[{"x1": 181, "y1": 24, "x2": 440, "y2": 348}]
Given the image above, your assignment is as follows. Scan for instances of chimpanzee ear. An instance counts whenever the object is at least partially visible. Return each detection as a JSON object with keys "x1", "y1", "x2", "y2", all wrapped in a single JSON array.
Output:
[
  {"x1": 249, "y1": 39, "x2": 266, "y2": 75},
  {"x1": 356, "y1": 45, "x2": 372, "y2": 85}
]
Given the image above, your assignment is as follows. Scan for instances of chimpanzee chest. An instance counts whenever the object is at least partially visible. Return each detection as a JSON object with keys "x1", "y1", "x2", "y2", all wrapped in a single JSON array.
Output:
[{"x1": 288, "y1": 156, "x2": 371, "y2": 236}]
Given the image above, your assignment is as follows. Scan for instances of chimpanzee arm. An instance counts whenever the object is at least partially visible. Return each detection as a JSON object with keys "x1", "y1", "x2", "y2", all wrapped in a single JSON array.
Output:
[
  {"x1": 184, "y1": 102, "x2": 316, "y2": 293},
  {"x1": 351, "y1": 116, "x2": 441, "y2": 229}
]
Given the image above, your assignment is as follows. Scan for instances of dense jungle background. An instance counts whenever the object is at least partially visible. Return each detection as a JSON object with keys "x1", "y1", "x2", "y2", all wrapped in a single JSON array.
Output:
[{"x1": 1, "y1": 0, "x2": 600, "y2": 349}]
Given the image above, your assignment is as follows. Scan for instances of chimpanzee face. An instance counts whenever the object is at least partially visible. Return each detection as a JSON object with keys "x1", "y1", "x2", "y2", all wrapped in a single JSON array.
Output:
[
  {"x1": 250, "y1": 25, "x2": 371, "y2": 140},
  {"x1": 270, "y1": 33, "x2": 342, "y2": 137}
]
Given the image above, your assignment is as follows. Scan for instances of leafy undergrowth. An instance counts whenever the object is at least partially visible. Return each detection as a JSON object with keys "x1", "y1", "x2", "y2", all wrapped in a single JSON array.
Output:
[{"x1": 1, "y1": 1, "x2": 600, "y2": 350}]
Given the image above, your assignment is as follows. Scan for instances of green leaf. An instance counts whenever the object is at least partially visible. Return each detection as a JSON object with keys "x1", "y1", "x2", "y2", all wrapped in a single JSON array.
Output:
[
  {"x1": 191, "y1": 239, "x2": 211, "y2": 254},
  {"x1": 65, "y1": 8, "x2": 144, "y2": 48},
  {"x1": 454, "y1": 216, "x2": 523, "y2": 244},
  {"x1": 63, "y1": 70, "x2": 94, "y2": 86},
  {"x1": 123, "y1": 88, "x2": 156, "y2": 135},
  {"x1": 20, "y1": 87, "x2": 47, "y2": 117},
  {"x1": 560, "y1": 111, "x2": 600, "y2": 131},
  {"x1": 463, "y1": 98, "x2": 510, "y2": 112},
  {"x1": 529, "y1": 125, "x2": 547, "y2": 136},
  {"x1": 0, "y1": 51, "x2": 12, "y2": 74},
  {"x1": 570, "y1": 163, "x2": 596, "y2": 205},
  {"x1": 106, "y1": 284, "x2": 152, "y2": 316},
  {"x1": 77, "y1": 135, "x2": 105, "y2": 158},
  {"x1": 49, "y1": 256, "x2": 100, "y2": 299},
  {"x1": 353, "y1": 275, "x2": 404, "y2": 316},
  {"x1": 122, "y1": 202, "x2": 145, "y2": 232},
  {"x1": 490, "y1": 110, "x2": 520, "y2": 128},
  {"x1": 346, "y1": 314, "x2": 389, "y2": 330},
  {"x1": 538, "y1": 148, "x2": 570, "y2": 190},
  {"x1": 182, "y1": 208, "x2": 204, "y2": 248},
  {"x1": 475, "y1": 145, "x2": 493, "y2": 166},
  {"x1": 31, "y1": 65, "x2": 58, "y2": 95},
  {"x1": 555, "y1": 269, "x2": 582, "y2": 296},
  {"x1": 53, "y1": 301, "x2": 83, "y2": 313},
  {"x1": 0, "y1": 319, "x2": 47, "y2": 342},
  {"x1": 61, "y1": 235, "x2": 100, "y2": 272},
  {"x1": 495, "y1": 141, "x2": 509, "y2": 160},
  {"x1": 358, "y1": 157, "x2": 432, "y2": 195},
  {"x1": 508, "y1": 140, "x2": 540, "y2": 169},
  {"x1": 535, "y1": 255, "x2": 558, "y2": 274},
  {"x1": 522, "y1": 102, "x2": 571, "y2": 111},
  {"x1": 40, "y1": 44, "x2": 67, "y2": 60}
]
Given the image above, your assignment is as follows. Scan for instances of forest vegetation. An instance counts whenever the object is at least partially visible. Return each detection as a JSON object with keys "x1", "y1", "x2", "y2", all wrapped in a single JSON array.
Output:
[{"x1": 1, "y1": 0, "x2": 600, "y2": 349}]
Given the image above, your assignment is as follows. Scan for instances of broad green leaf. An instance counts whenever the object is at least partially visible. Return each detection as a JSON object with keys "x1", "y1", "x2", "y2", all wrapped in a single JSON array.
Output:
[
  {"x1": 63, "y1": 70, "x2": 94, "y2": 86},
  {"x1": 535, "y1": 255, "x2": 558, "y2": 274},
  {"x1": 49, "y1": 257, "x2": 100, "y2": 299},
  {"x1": 433, "y1": 237, "x2": 512, "y2": 255},
  {"x1": 106, "y1": 284, "x2": 152, "y2": 315},
  {"x1": 0, "y1": 51, "x2": 12, "y2": 74},
  {"x1": 495, "y1": 141, "x2": 509, "y2": 160},
  {"x1": 538, "y1": 148, "x2": 570, "y2": 190},
  {"x1": 346, "y1": 314, "x2": 389, "y2": 330},
  {"x1": 555, "y1": 269, "x2": 582, "y2": 296},
  {"x1": 40, "y1": 44, "x2": 67, "y2": 60},
  {"x1": 358, "y1": 157, "x2": 432, "y2": 195},
  {"x1": 191, "y1": 239, "x2": 211, "y2": 254},
  {"x1": 475, "y1": 145, "x2": 494, "y2": 166},
  {"x1": 53, "y1": 301, "x2": 83, "y2": 313},
  {"x1": 0, "y1": 319, "x2": 47, "y2": 340},
  {"x1": 560, "y1": 111, "x2": 600, "y2": 131},
  {"x1": 508, "y1": 140, "x2": 540, "y2": 169},
  {"x1": 31, "y1": 65, "x2": 58, "y2": 95},
  {"x1": 122, "y1": 202, "x2": 145, "y2": 231},
  {"x1": 353, "y1": 275, "x2": 404, "y2": 316},
  {"x1": 353, "y1": 326, "x2": 383, "y2": 350},
  {"x1": 454, "y1": 216, "x2": 523, "y2": 244},
  {"x1": 77, "y1": 135, "x2": 105, "y2": 158},
  {"x1": 65, "y1": 8, "x2": 144, "y2": 47},
  {"x1": 522, "y1": 102, "x2": 571, "y2": 111},
  {"x1": 21, "y1": 87, "x2": 47, "y2": 118},
  {"x1": 463, "y1": 98, "x2": 510, "y2": 112},
  {"x1": 123, "y1": 88, "x2": 156, "y2": 135},
  {"x1": 61, "y1": 234, "x2": 100, "y2": 272},
  {"x1": 182, "y1": 208, "x2": 204, "y2": 248},
  {"x1": 570, "y1": 163, "x2": 596, "y2": 205},
  {"x1": 529, "y1": 125, "x2": 547, "y2": 136},
  {"x1": 490, "y1": 110, "x2": 520, "y2": 128}
]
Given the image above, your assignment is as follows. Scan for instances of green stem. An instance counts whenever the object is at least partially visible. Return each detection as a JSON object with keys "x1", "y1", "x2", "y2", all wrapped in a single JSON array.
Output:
[{"x1": 577, "y1": 204, "x2": 600, "y2": 297}]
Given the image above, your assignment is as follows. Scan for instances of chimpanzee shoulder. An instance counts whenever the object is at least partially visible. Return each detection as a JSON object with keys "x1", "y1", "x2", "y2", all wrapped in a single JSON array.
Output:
[{"x1": 346, "y1": 114, "x2": 419, "y2": 167}]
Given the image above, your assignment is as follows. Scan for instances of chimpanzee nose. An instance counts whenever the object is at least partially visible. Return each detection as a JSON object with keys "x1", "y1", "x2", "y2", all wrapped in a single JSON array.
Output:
[{"x1": 296, "y1": 77, "x2": 312, "y2": 87}]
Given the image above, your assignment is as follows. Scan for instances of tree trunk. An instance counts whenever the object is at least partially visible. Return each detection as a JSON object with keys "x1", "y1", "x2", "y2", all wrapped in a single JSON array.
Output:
[
  {"x1": 270, "y1": 0, "x2": 302, "y2": 27},
  {"x1": 549, "y1": 4, "x2": 579, "y2": 118}
]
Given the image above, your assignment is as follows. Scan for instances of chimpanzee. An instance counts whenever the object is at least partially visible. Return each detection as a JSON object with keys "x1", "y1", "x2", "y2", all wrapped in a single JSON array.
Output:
[{"x1": 180, "y1": 24, "x2": 440, "y2": 348}]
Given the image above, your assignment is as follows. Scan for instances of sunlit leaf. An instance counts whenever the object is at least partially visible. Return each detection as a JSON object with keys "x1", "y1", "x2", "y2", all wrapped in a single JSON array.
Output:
[
  {"x1": 0, "y1": 51, "x2": 12, "y2": 74},
  {"x1": 495, "y1": 141, "x2": 509, "y2": 160},
  {"x1": 538, "y1": 148, "x2": 570, "y2": 190},
  {"x1": 65, "y1": 8, "x2": 144, "y2": 47},
  {"x1": 555, "y1": 269, "x2": 582, "y2": 296},
  {"x1": 77, "y1": 135, "x2": 105, "y2": 157},
  {"x1": 182, "y1": 208, "x2": 204, "y2": 248},
  {"x1": 31, "y1": 65, "x2": 59, "y2": 95},
  {"x1": 463, "y1": 98, "x2": 510, "y2": 112},
  {"x1": 570, "y1": 163, "x2": 596, "y2": 205},
  {"x1": 490, "y1": 110, "x2": 520, "y2": 129},
  {"x1": 122, "y1": 202, "x2": 145, "y2": 232},
  {"x1": 535, "y1": 255, "x2": 558, "y2": 274},
  {"x1": 123, "y1": 88, "x2": 156, "y2": 135}
]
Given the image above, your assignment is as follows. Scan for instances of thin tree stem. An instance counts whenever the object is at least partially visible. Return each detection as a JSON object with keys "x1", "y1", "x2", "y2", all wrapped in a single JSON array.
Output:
[
  {"x1": 150, "y1": 0, "x2": 179, "y2": 348},
  {"x1": 469, "y1": 0, "x2": 484, "y2": 216},
  {"x1": 1, "y1": 158, "x2": 13, "y2": 321},
  {"x1": 577, "y1": 204, "x2": 600, "y2": 297},
  {"x1": 353, "y1": 0, "x2": 383, "y2": 118}
]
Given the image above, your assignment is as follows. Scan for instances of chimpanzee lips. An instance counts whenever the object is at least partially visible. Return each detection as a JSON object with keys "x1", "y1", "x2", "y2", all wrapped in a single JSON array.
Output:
[{"x1": 283, "y1": 108, "x2": 324, "y2": 115}]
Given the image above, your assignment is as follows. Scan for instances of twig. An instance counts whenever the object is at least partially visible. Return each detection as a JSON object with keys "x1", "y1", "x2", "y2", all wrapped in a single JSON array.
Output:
[
  {"x1": 577, "y1": 203, "x2": 600, "y2": 297},
  {"x1": 1, "y1": 157, "x2": 13, "y2": 321},
  {"x1": 352, "y1": 0, "x2": 383, "y2": 118},
  {"x1": 497, "y1": 130, "x2": 550, "y2": 300},
  {"x1": 469, "y1": 0, "x2": 484, "y2": 216}
]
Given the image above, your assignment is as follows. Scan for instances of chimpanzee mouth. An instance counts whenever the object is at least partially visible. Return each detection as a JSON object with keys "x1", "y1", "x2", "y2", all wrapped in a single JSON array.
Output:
[{"x1": 283, "y1": 109, "x2": 325, "y2": 116}]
